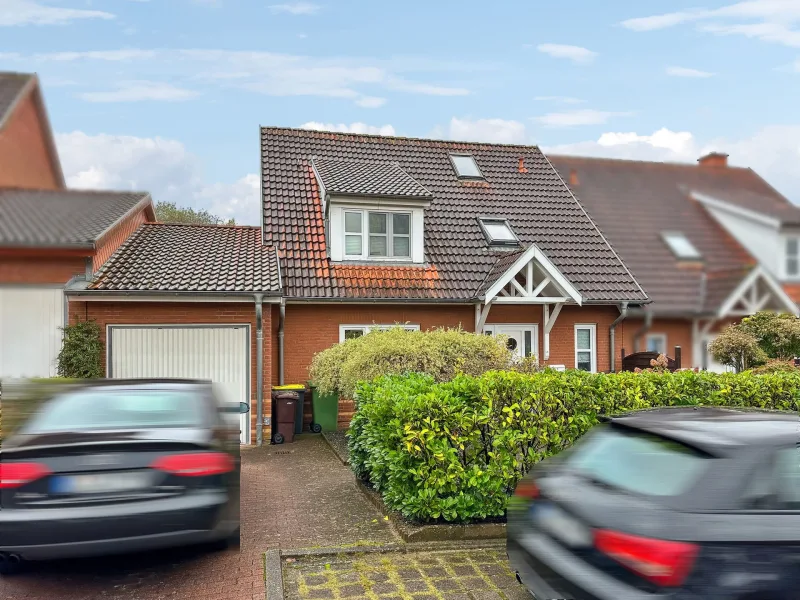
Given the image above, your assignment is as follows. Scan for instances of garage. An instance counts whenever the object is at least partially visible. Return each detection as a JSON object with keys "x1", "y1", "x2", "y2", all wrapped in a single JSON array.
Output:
[
  {"x1": 107, "y1": 325, "x2": 251, "y2": 444},
  {"x1": 0, "y1": 287, "x2": 64, "y2": 378}
]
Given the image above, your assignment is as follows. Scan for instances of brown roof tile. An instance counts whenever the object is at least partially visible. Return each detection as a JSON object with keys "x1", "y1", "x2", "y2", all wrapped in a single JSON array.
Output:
[
  {"x1": 90, "y1": 223, "x2": 281, "y2": 293},
  {"x1": 313, "y1": 158, "x2": 433, "y2": 199},
  {"x1": 0, "y1": 72, "x2": 33, "y2": 127},
  {"x1": 262, "y1": 127, "x2": 646, "y2": 303}
]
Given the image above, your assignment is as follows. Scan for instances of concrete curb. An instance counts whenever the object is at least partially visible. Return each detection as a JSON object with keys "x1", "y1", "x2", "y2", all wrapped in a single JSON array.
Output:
[
  {"x1": 320, "y1": 431, "x2": 349, "y2": 465},
  {"x1": 356, "y1": 480, "x2": 507, "y2": 543},
  {"x1": 264, "y1": 549, "x2": 283, "y2": 600}
]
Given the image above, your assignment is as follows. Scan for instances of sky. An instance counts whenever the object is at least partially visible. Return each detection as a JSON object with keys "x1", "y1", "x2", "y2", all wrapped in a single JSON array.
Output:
[{"x1": 2, "y1": 0, "x2": 800, "y2": 225}]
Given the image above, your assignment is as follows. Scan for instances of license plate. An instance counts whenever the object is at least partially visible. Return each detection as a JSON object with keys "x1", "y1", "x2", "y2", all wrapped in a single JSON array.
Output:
[
  {"x1": 532, "y1": 503, "x2": 592, "y2": 548},
  {"x1": 50, "y1": 472, "x2": 152, "y2": 495}
]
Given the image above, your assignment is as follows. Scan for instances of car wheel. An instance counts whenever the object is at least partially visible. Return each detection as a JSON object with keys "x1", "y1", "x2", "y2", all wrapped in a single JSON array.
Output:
[
  {"x1": 274, "y1": 433, "x2": 284, "y2": 444},
  {"x1": 311, "y1": 422, "x2": 322, "y2": 433},
  {"x1": 0, "y1": 554, "x2": 24, "y2": 576}
]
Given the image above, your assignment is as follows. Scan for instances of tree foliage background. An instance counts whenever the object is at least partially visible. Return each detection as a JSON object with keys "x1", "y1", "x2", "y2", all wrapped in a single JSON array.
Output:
[
  {"x1": 155, "y1": 202, "x2": 235, "y2": 225},
  {"x1": 709, "y1": 311, "x2": 800, "y2": 372}
]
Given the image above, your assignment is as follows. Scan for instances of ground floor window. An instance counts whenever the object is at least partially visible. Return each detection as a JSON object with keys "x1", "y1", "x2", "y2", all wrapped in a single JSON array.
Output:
[
  {"x1": 483, "y1": 324, "x2": 538, "y2": 360},
  {"x1": 575, "y1": 324, "x2": 597, "y2": 373},
  {"x1": 646, "y1": 333, "x2": 667, "y2": 355},
  {"x1": 339, "y1": 323, "x2": 420, "y2": 342}
]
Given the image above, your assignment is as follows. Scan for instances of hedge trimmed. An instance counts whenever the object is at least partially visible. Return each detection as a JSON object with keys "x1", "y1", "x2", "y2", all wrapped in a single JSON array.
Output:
[{"x1": 348, "y1": 369, "x2": 800, "y2": 523}]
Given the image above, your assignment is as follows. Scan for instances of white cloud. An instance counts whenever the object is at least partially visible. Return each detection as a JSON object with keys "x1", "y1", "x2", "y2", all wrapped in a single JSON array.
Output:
[
  {"x1": 268, "y1": 2, "x2": 320, "y2": 15},
  {"x1": 3, "y1": 48, "x2": 472, "y2": 106},
  {"x1": 621, "y1": 1, "x2": 800, "y2": 47},
  {"x1": 80, "y1": 81, "x2": 199, "y2": 102},
  {"x1": 0, "y1": 0, "x2": 113, "y2": 26},
  {"x1": 437, "y1": 117, "x2": 529, "y2": 144},
  {"x1": 666, "y1": 66, "x2": 715, "y2": 78},
  {"x1": 355, "y1": 95, "x2": 387, "y2": 108},
  {"x1": 537, "y1": 44, "x2": 597, "y2": 65},
  {"x1": 300, "y1": 121, "x2": 397, "y2": 136},
  {"x1": 534, "y1": 109, "x2": 631, "y2": 127},
  {"x1": 55, "y1": 131, "x2": 260, "y2": 224},
  {"x1": 534, "y1": 96, "x2": 586, "y2": 104},
  {"x1": 544, "y1": 124, "x2": 800, "y2": 203}
]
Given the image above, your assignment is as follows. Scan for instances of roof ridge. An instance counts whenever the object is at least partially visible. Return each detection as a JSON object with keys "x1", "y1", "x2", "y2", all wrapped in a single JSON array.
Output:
[
  {"x1": 262, "y1": 125, "x2": 543, "y2": 151},
  {"x1": 548, "y1": 153, "x2": 754, "y2": 172},
  {"x1": 145, "y1": 222, "x2": 260, "y2": 230},
  {"x1": 0, "y1": 187, "x2": 150, "y2": 197}
]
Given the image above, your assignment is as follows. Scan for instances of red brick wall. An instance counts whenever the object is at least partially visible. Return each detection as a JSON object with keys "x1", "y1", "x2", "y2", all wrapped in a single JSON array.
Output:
[
  {"x1": 0, "y1": 255, "x2": 86, "y2": 284},
  {"x1": 0, "y1": 90, "x2": 61, "y2": 190},
  {"x1": 68, "y1": 301, "x2": 272, "y2": 444},
  {"x1": 93, "y1": 208, "x2": 149, "y2": 272}
]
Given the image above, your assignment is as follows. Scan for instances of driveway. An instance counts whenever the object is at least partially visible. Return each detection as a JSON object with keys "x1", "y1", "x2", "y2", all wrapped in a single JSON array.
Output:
[{"x1": 1, "y1": 436, "x2": 397, "y2": 600}]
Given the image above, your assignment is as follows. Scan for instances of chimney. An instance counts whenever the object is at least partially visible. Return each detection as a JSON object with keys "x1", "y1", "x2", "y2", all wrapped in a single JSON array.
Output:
[
  {"x1": 569, "y1": 169, "x2": 579, "y2": 187},
  {"x1": 697, "y1": 152, "x2": 728, "y2": 168},
  {"x1": 518, "y1": 157, "x2": 528, "y2": 173}
]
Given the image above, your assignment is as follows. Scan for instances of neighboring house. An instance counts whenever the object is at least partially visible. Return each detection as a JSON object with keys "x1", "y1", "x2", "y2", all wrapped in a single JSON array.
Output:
[
  {"x1": 0, "y1": 189, "x2": 155, "y2": 378},
  {"x1": 0, "y1": 72, "x2": 64, "y2": 190},
  {"x1": 549, "y1": 153, "x2": 799, "y2": 371}
]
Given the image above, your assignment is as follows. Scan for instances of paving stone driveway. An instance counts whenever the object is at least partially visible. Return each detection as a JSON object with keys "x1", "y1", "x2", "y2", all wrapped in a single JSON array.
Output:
[
  {"x1": 0, "y1": 436, "x2": 396, "y2": 600},
  {"x1": 283, "y1": 548, "x2": 531, "y2": 600}
]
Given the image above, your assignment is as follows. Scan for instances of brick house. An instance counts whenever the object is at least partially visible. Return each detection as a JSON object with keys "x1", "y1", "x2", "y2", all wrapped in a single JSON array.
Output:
[{"x1": 549, "y1": 153, "x2": 800, "y2": 370}]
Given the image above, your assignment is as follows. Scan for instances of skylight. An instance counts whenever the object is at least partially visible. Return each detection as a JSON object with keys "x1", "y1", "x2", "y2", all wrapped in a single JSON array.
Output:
[
  {"x1": 479, "y1": 218, "x2": 518, "y2": 245},
  {"x1": 662, "y1": 232, "x2": 701, "y2": 259},
  {"x1": 450, "y1": 154, "x2": 483, "y2": 179}
]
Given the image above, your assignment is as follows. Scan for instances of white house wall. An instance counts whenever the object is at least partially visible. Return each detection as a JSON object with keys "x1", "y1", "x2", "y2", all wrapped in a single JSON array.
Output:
[{"x1": 705, "y1": 205, "x2": 779, "y2": 275}]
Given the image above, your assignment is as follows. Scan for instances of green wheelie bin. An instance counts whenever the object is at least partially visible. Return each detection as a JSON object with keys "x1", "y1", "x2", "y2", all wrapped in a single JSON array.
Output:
[{"x1": 307, "y1": 381, "x2": 339, "y2": 433}]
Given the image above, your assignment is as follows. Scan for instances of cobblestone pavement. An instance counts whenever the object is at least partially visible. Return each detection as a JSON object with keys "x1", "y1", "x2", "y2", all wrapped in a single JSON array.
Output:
[
  {"x1": 283, "y1": 548, "x2": 532, "y2": 600},
  {"x1": 0, "y1": 436, "x2": 396, "y2": 600}
]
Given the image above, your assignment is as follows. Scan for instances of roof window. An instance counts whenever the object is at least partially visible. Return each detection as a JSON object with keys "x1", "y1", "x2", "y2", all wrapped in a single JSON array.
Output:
[
  {"x1": 450, "y1": 154, "x2": 484, "y2": 179},
  {"x1": 662, "y1": 232, "x2": 701, "y2": 259},
  {"x1": 479, "y1": 218, "x2": 518, "y2": 246}
]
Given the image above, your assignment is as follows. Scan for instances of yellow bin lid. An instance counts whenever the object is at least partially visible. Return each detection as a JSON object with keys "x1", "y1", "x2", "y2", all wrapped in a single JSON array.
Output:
[{"x1": 273, "y1": 384, "x2": 306, "y2": 390}]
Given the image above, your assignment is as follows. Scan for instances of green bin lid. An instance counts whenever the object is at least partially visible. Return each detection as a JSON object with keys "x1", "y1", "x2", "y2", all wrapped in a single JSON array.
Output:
[{"x1": 273, "y1": 384, "x2": 306, "y2": 390}]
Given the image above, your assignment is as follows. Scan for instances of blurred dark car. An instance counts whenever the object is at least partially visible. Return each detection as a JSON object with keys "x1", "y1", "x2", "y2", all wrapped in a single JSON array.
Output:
[
  {"x1": 0, "y1": 379, "x2": 246, "y2": 575},
  {"x1": 507, "y1": 407, "x2": 800, "y2": 600}
]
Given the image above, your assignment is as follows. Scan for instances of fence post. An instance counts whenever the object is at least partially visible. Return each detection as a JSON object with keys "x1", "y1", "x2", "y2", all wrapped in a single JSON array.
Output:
[{"x1": 674, "y1": 346, "x2": 682, "y2": 370}]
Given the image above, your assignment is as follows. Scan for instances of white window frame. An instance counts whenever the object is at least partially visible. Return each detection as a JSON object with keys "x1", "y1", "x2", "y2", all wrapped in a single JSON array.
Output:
[
  {"x1": 574, "y1": 324, "x2": 597, "y2": 373},
  {"x1": 483, "y1": 324, "x2": 539, "y2": 360},
  {"x1": 341, "y1": 209, "x2": 412, "y2": 260},
  {"x1": 339, "y1": 323, "x2": 420, "y2": 343},
  {"x1": 785, "y1": 236, "x2": 800, "y2": 280},
  {"x1": 662, "y1": 232, "x2": 701, "y2": 260},
  {"x1": 646, "y1": 333, "x2": 668, "y2": 355}
]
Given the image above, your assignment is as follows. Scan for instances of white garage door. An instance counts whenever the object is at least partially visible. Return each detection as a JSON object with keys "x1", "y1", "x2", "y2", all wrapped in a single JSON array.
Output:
[
  {"x1": 108, "y1": 325, "x2": 251, "y2": 444},
  {"x1": 0, "y1": 287, "x2": 64, "y2": 379}
]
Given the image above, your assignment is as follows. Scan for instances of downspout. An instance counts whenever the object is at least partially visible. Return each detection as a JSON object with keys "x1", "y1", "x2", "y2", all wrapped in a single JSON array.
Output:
[
  {"x1": 254, "y1": 294, "x2": 264, "y2": 447},
  {"x1": 278, "y1": 299, "x2": 286, "y2": 385},
  {"x1": 632, "y1": 311, "x2": 653, "y2": 353},
  {"x1": 609, "y1": 302, "x2": 629, "y2": 372}
]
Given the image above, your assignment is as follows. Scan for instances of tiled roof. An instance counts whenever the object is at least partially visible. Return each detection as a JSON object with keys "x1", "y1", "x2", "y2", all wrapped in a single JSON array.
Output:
[
  {"x1": 261, "y1": 127, "x2": 646, "y2": 303},
  {"x1": 90, "y1": 223, "x2": 281, "y2": 294},
  {"x1": 0, "y1": 72, "x2": 32, "y2": 127},
  {"x1": 477, "y1": 248, "x2": 528, "y2": 296},
  {"x1": 313, "y1": 158, "x2": 433, "y2": 199},
  {"x1": 548, "y1": 156, "x2": 765, "y2": 315},
  {"x1": 691, "y1": 186, "x2": 800, "y2": 226},
  {"x1": 0, "y1": 188, "x2": 151, "y2": 248}
]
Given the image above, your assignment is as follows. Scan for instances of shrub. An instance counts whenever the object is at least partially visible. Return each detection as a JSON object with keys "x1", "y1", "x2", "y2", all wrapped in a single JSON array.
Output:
[
  {"x1": 349, "y1": 369, "x2": 800, "y2": 523},
  {"x1": 309, "y1": 327, "x2": 513, "y2": 398},
  {"x1": 57, "y1": 320, "x2": 104, "y2": 379},
  {"x1": 709, "y1": 325, "x2": 768, "y2": 372},
  {"x1": 750, "y1": 359, "x2": 800, "y2": 375}
]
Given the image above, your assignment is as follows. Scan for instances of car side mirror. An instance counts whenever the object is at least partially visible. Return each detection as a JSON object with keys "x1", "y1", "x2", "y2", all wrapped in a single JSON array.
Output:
[
  {"x1": 219, "y1": 402, "x2": 251, "y2": 414},
  {"x1": 239, "y1": 402, "x2": 250, "y2": 414}
]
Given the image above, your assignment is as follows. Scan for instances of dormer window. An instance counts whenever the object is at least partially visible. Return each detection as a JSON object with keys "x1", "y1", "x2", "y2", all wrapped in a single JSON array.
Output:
[
  {"x1": 343, "y1": 210, "x2": 412, "y2": 259},
  {"x1": 450, "y1": 154, "x2": 484, "y2": 179},
  {"x1": 479, "y1": 217, "x2": 518, "y2": 246},
  {"x1": 662, "y1": 232, "x2": 701, "y2": 260}
]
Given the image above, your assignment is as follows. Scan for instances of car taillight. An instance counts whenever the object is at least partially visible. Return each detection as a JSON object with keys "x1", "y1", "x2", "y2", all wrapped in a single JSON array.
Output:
[
  {"x1": 514, "y1": 480, "x2": 540, "y2": 500},
  {"x1": 151, "y1": 453, "x2": 234, "y2": 477},
  {"x1": 0, "y1": 462, "x2": 52, "y2": 488},
  {"x1": 594, "y1": 529, "x2": 698, "y2": 587}
]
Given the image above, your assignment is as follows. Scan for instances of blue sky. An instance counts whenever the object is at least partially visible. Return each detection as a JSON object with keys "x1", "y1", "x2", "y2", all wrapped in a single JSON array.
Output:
[{"x1": 2, "y1": 0, "x2": 800, "y2": 224}]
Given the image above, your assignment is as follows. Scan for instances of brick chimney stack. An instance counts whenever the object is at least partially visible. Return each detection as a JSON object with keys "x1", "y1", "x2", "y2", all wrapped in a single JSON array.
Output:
[
  {"x1": 569, "y1": 169, "x2": 579, "y2": 187},
  {"x1": 698, "y1": 152, "x2": 729, "y2": 168},
  {"x1": 518, "y1": 157, "x2": 528, "y2": 173}
]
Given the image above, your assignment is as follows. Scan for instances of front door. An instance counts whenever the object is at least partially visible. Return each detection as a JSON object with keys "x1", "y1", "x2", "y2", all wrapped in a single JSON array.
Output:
[{"x1": 491, "y1": 325, "x2": 539, "y2": 360}]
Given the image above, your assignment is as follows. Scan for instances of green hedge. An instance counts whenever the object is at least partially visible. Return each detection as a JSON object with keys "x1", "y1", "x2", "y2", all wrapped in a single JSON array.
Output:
[
  {"x1": 349, "y1": 369, "x2": 800, "y2": 523},
  {"x1": 0, "y1": 378, "x2": 79, "y2": 444}
]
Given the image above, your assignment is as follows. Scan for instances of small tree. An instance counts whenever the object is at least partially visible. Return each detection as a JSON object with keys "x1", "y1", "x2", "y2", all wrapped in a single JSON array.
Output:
[
  {"x1": 739, "y1": 311, "x2": 800, "y2": 361},
  {"x1": 57, "y1": 320, "x2": 104, "y2": 378},
  {"x1": 708, "y1": 325, "x2": 768, "y2": 372},
  {"x1": 155, "y1": 202, "x2": 235, "y2": 225}
]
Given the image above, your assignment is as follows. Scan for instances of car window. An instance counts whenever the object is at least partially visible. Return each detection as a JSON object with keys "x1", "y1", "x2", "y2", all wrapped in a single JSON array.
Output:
[
  {"x1": 22, "y1": 388, "x2": 205, "y2": 432},
  {"x1": 564, "y1": 426, "x2": 711, "y2": 497},
  {"x1": 774, "y1": 447, "x2": 800, "y2": 509}
]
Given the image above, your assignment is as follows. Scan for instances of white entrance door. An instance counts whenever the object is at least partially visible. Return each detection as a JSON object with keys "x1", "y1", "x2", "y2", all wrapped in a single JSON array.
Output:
[
  {"x1": 0, "y1": 287, "x2": 64, "y2": 378},
  {"x1": 108, "y1": 325, "x2": 250, "y2": 443},
  {"x1": 487, "y1": 325, "x2": 539, "y2": 360}
]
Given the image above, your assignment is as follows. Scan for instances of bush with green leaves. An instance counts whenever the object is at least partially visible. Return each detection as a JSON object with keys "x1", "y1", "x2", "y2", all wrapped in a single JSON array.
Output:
[
  {"x1": 710, "y1": 310, "x2": 800, "y2": 371},
  {"x1": 349, "y1": 369, "x2": 800, "y2": 523},
  {"x1": 309, "y1": 327, "x2": 516, "y2": 399},
  {"x1": 57, "y1": 320, "x2": 104, "y2": 379}
]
